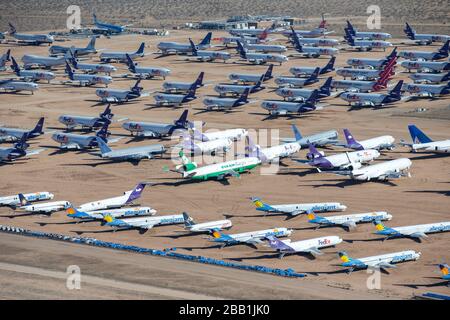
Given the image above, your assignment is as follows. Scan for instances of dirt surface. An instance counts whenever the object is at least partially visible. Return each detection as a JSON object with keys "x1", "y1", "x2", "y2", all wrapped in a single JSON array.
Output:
[{"x1": 0, "y1": 30, "x2": 449, "y2": 299}]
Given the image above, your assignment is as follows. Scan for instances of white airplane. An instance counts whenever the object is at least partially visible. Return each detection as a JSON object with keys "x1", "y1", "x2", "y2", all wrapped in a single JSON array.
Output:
[
  {"x1": 189, "y1": 124, "x2": 247, "y2": 142},
  {"x1": 124, "y1": 54, "x2": 170, "y2": 79},
  {"x1": 398, "y1": 41, "x2": 449, "y2": 61},
  {"x1": 66, "y1": 206, "x2": 156, "y2": 221},
  {"x1": 307, "y1": 211, "x2": 392, "y2": 231},
  {"x1": 181, "y1": 212, "x2": 232, "y2": 233},
  {"x1": 236, "y1": 40, "x2": 288, "y2": 65},
  {"x1": 68, "y1": 54, "x2": 117, "y2": 75},
  {"x1": 251, "y1": 197, "x2": 346, "y2": 218},
  {"x1": 188, "y1": 39, "x2": 231, "y2": 62},
  {"x1": 345, "y1": 21, "x2": 392, "y2": 40},
  {"x1": 409, "y1": 72, "x2": 450, "y2": 84},
  {"x1": 267, "y1": 235, "x2": 343, "y2": 259},
  {"x1": 14, "y1": 194, "x2": 70, "y2": 214},
  {"x1": 58, "y1": 105, "x2": 113, "y2": 131},
  {"x1": 401, "y1": 124, "x2": 450, "y2": 153},
  {"x1": 336, "y1": 129, "x2": 395, "y2": 151},
  {"x1": 374, "y1": 220, "x2": 450, "y2": 241},
  {"x1": 77, "y1": 183, "x2": 147, "y2": 212},
  {"x1": 99, "y1": 43, "x2": 145, "y2": 62},
  {"x1": 0, "y1": 192, "x2": 54, "y2": 207},
  {"x1": 242, "y1": 42, "x2": 287, "y2": 53},
  {"x1": 404, "y1": 22, "x2": 450, "y2": 45},
  {"x1": 103, "y1": 214, "x2": 184, "y2": 233},
  {"x1": 344, "y1": 30, "x2": 392, "y2": 51},
  {"x1": 210, "y1": 228, "x2": 292, "y2": 249},
  {"x1": 291, "y1": 28, "x2": 339, "y2": 58},
  {"x1": 0, "y1": 49, "x2": 10, "y2": 71},
  {"x1": 228, "y1": 64, "x2": 273, "y2": 84},
  {"x1": 64, "y1": 62, "x2": 112, "y2": 87},
  {"x1": 280, "y1": 124, "x2": 339, "y2": 148},
  {"x1": 10, "y1": 56, "x2": 55, "y2": 83},
  {"x1": 400, "y1": 60, "x2": 450, "y2": 73},
  {"x1": 179, "y1": 134, "x2": 232, "y2": 155},
  {"x1": 347, "y1": 48, "x2": 397, "y2": 69},
  {"x1": 403, "y1": 82, "x2": 450, "y2": 98},
  {"x1": 246, "y1": 135, "x2": 300, "y2": 163},
  {"x1": 339, "y1": 80, "x2": 403, "y2": 108},
  {"x1": 324, "y1": 158, "x2": 412, "y2": 181},
  {"x1": 7, "y1": 23, "x2": 54, "y2": 45},
  {"x1": 338, "y1": 250, "x2": 421, "y2": 273}
]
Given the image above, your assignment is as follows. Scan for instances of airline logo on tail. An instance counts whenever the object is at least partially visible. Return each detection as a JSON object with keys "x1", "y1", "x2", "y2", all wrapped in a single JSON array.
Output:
[
  {"x1": 104, "y1": 215, "x2": 114, "y2": 223},
  {"x1": 66, "y1": 207, "x2": 76, "y2": 215},
  {"x1": 339, "y1": 251, "x2": 351, "y2": 263},
  {"x1": 440, "y1": 264, "x2": 449, "y2": 276},
  {"x1": 374, "y1": 220, "x2": 385, "y2": 231},
  {"x1": 252, "y1": 198, "x2": 264, "y2": 208}
]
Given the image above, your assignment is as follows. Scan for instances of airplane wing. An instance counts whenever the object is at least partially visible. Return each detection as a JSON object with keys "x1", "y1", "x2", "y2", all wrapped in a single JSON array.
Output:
[
  {"x1": 217, "y1": 169, "x2": 240, "y2": 180},
  {"x1": 289, "y1": 210, "x2": 305, "y2": 216},
  {"x1": 342, "y1": 221, "x2": 357, "y2": 230},
  {"x1": 303, "y1": 247, "x2": 323, "y2": 256},
  {"x1": 405, "y1": 231, "x2": 428, "y2": 239},
  {"x1": 26, "y1": 148, "x2": 46, "y2": 156}
]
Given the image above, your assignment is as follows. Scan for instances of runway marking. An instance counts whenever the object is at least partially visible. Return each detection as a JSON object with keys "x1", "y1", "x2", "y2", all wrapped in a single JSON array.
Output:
[{"x1": 0, "y1": 261, "x2": 221, "y2": 300}]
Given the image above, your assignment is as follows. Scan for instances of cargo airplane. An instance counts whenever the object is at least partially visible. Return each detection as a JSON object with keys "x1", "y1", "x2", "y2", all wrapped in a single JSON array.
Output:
[
  {"x1": 58, "y1": 105, "x2": 113, "y2": 131},
  {"x1": 210, "y1": 228, "x2": 292, "y2": 249},
  {"x1": 267, "y1": 235, "x2": 343, "y2": 259}
]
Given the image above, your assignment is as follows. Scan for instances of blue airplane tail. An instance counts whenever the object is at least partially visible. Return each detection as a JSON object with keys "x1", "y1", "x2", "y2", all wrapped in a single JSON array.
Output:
[
  {"x1": 95, "y1": 121, "x2": 110, "y2": 142},
  {"x1": 305, "y1": 89, "x2": 319, "y2": 105},
  {"x1": 126, "y1": 183, "x2": 146, "y2": 203},
  {"x1": 290, "y1": 26, "x2": 303, "y2": 51},
  {"x1": 65, "y1": 62, "x2": 74, "y2": 80},
  {"x1": 188, "y1": 38, "x2": 198, "y2": 55},
  {"x1": 408, "y1": 124, "x2": 433, "y2": 144},
  {"x1": 264, "y1": 64, "x2": 274, "y2": 80},
  {"x1": 174, "y1": 110, "x2": 189, "y2": 128},
  {"x1": 8, "y1": 23, "x2": 16, "y2": 35},
  {"x1": 211, "y1": 230, "x2": 232, "y2": 241},
  {"x1": 125, "y1": 54, "x2": 136, "y2": 72},
  {"x1": 100, "y1": 104, "x2": 114, "y2": 120},
  {"x1": 403, "y1": 22, "x2": 416, "y2": 39},
  {"x1": 251, "y1": 197, "x2": 277, "y2": 212},
  {"x1": 96, "y1": 136, "x2": 112, "y2": 154},
  {"x1": 308, "y1": 67, "x2": 320, "y2": 82},
  {"x1": 389, "y1": 80, "x2": 403, "y2": 97},
  {"x1": 291, "y1": 124, "x2": 302, "y2": 141},
  {"x1": 14, "y1": 133, "x2": 29, "y2": 151},
  {"x1": 236, "y1": 40, "x2": 247, "y2": 59},
  {"x1": 182, "y1": 212, "x2": 195, "y2": 227},
  {"x1": 131, "y1": 79, "x2": 143, "y2": 94},
  {"x1": 386, "y1": 47, "x2": 398, "y2": 61},
  {"x1": 344, "y1": 29, "x2": 355, "y2": 46},
  {"x1": 135, "y1": 42, "x2": 145, "y2": 55},
  {"x1": 237, "y1": 88, "x2": 250, "y2": 104},
  {"x1": 17, "y1": 193, "x2": 30, "y2": 207},
  {"x1": 199, "y1": 32, "x2": 212, "y2": 47},
  {"x1": 87, "y1": 36, "x2": 96, "y2": 50},
  {"x1": 345, "y1": 20, "x2": 356, "y2": 35},
  {"x1": 444, "y1": 63, "x2": 450, "y2": 71},
  {"x1": 185, "y1": 82, "x2": 197, "y2": 98},
  {"x1": 31, "y1": 117, "x2": 45, "y2": 135},
  {"x1": 439, "y1": 40, "x2": 450, "y2": 55},
  {"x1": 195, "y1": 72, "x2": 204, "y2": 87},
  {"x1": 322, "y1": 57, "x2": 336, "y2": 73},
  {"x1": 319, "y1": 77, "x2": 333, "y2": 96},
  {"x1": 10, "y1": 56, "x2": 20, "y2": 74},
  {"x1": 442, "y1": 72, "x2": 450, "y2": 82}
]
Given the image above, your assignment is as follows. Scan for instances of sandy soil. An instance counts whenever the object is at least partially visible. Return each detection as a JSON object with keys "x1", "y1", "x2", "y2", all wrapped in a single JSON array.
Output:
[{"x1": 0, "y1": 30, "x2": 449, "y2": 299}]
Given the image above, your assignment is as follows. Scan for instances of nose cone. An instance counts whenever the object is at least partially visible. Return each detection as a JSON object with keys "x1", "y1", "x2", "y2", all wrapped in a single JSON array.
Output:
[{"x1": 341, "y1": 205, "x2": 348, "y2": 211}]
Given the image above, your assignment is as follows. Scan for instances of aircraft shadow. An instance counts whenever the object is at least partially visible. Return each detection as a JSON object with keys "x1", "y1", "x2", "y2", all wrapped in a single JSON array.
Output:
[
  {"x1": 35, "y1": 219, "x2": 98, "y2": 226},
  {"x1": 0, "y1": 212, "x2": 52, "y2": 219},
  {"x1": 405, "y1": 190, "x2": 450, "y2": 196},
  {"x1": 393, "y1": 280, "x2": 449, "y2": 289},
  {"x1": 409, "y1": 153, "x2": 450, "y2": 161}
]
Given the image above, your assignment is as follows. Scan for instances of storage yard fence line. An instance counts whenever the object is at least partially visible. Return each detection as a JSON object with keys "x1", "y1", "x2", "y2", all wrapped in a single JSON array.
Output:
[{"x1": 0, "y1": 224, "x2": 306, "y2": 278}]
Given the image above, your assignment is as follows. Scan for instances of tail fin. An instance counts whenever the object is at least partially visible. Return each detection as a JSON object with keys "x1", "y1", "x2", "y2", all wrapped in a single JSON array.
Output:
[
  {"x1": 130, "y1": 79, "x2": 143, "y2": 94},
  {"x1": 3, "y1": 49, "x2": 11, "y2": 62},
  {"x1": 245, "y1": 135, "x2": 260, "y2": 157},
  {"x1": 236, "y1": 40, "x2": 247, "y2": 58},
  {"x1": 18, "y1": 193, "x2": 30, "y2": 207},
  {"x1": 338, "y1": 251, "x2": 352, "y2": 263},
  {"x1": 345, "y1": 20, "x2": 355, "y2": 35},
  {"x1": 305, "y1": 89, "x2": 319, "y2": 105},
  {"x1": 31, "y1": 117, "x2": 45, "y2": 135},
  {"x1": 125, "y1": 53, "x2": 136, "y2": 72},
  {"x1": 266, "y1": 236, "x2": 292, "y2": 251},
  {"x1": 100, "y1": 104, "x2": 114, "y2": 120},
  {"x1": 408, "y1": 124, "x2": 433, "y2": 144},
  {"x1": 237, "y1": 88, "x2": 250, "y2": 103},
  {"x1": 307, "y1": 210, "x2": 319, "y2": 221},
  {"x1": 182, "y1": 212, "x2": 195, "y2": 227},
  {"x1": 195, "y1": 72, "x2": 204, "y2": 87},
  {"x1": 389, "y1": 80, "x2": 403, "y2": 97},
  {"x1": 439, "y1": 264, "x2": 449, "y2": 277},
  {"x1": 322, "y1": 57, "x2": 336, "y2": 73},
  {"x1": 174, "y1": 110, "x2": 189, "y2": 127},
  {"x1": 179, "y1": 150, "x2": 197, "y2": 170},
  {"x1": 95, "y1": 136, "x2": 112, "y2": 154},
  {"x1": 319, "y1": 77, "x2": 333, "y2": 96},
  {"x1": 188, "y1": 38, "x2": 198, "y2": 55},
  {"x1": 438, "y1": 40, "x2": 449, "y2": 55},
  {"x1": 258, "y1": 27, "x2": 269, "y2": 40},
  {"x1": 10, "y1": 56, "x2": 20, "y2": 74},
  {"x1": 126, "y1": 183, "x2": 146, "y2": 203},
  {"x1": 308, "y1": 67, "x2": 320, "y2": 81},
  {"x1": 87, "y1": 36, "x2": 96, "y2": 49},
  {"x1": 307, "y1": 143, "x2": 322, "y2": 159},
  {"x1": 343, "y1": 129, "x2": 358, "y2": 146},
  {"x1": 344, "y1": 29, "x2": 355, "y2": 45},
  {"x1": 65, "y1": 61, "x2": 74, "y2": 79},
  {"x1": 264, "y1": 64, "x2": 274, "y2": 80},
  {"x1": 185, "y1": 82, "x2": 197, "y2": 98},
  {"x1": 14, "y1": 133, "x2": 29, "y2": 150},
  {"x1": 373, "y1": 220, "x2": 387, "y2": 232},
  {"x1": 95, "y1": 121, "x2": 110, "y2": 141},
  {"x1": 135, "y1": 42, "x2": 145, "y2": 55},
  {"x1": 199, "y1": 32, "x2": 212, "y2": 47},
  {"x1": 404, "y1": 22, "x2": 415, "y2": 39},
  {"x1": 250, "y1": 197, "x2": 276, "y2": 212},
  {"x1": 386, "y1": 47, "x2": 398, "y2": 61},
  {"x1": 292, "y1": 124, "x2": 302, "y2": 141},
  {"x1": 8, "y1": 23, "x2": 16, "y2": 35},
  {"x1": 290, "y1": 26, "x2": 302, "y2": 51},
  {"x1": 92, "y1": 13, "x2": 98, "y2": 24}
]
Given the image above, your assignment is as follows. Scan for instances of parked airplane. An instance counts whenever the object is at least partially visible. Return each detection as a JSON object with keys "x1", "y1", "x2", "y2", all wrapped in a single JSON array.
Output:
[
  {"x1": 398, "y1": 41, "x2": 449, "y2": 61},
  {"x1": 51, "y1": 122, "x2": 110, "y2": 150},
  {"x1": 68, "y1": 54, "x2": 117, "y2": 75},
  {"x1": 289, "y1": 57, "x2": 335, "y2": 77},
  {"x1": 307, "y1": 211, "x2": 392, "y2": 231},
  {"x1": 404, "y1": 22, "x2": 450, "y2": 45},
  {"x1": 292, "y1": 37, "x2": 339, "y2": 47},
  {"x1": 331, "y1": 70, "x2": 392, "y2": 92},
  {"x1": 215, "y1": 77, "x2": 264, "y2": 96},
  {"x1": 401, "y1": 124, "x2": 450, "y2": 153},
  {"x1": 336, "y1": 58, "x2": 395, "y2": 80},
  {"x1": 229, "y1": 64, "x2": 273, "y2": 84},
  {"x1": 267, "y1": 235, "x2": 343, "y2": 259},
  {"x1": 221, "y1": 35, "x2": 266, "y2": 47},
  {"x1": 7, "y1": 23, "x2": 54, "y2": 45},
  {"x1": 345, "y1": 20, "x2": 392, "y2": 40},
  {"x1": 99, "y1": 42, "x2": 145, "y2": 62},
  {"x1": 275, "y1": 77, "x2": 333, "y2": 101},
  {"x1": 92, "y1": 13, "x2": 128, "y2": 35},
  {"x1": 409, "y1": 72, "x2": 450, "y2": 84},
  {"x1": 403, "y1": 82, "x2": 450, "y2": 97},
  {"x1": 157, "y1": 32, "x2": 212, "y2": 56},
  {"x1": 59, "y1": 105, "x2": 113, "y2": 131},
  {"x1": 124, "y1": 54, "x2": 170, "y2": 79},
  {"x1": 236, "y1": 40, "x2": 288, "y2": 65},
  {"x1": 163, "y1": 72, "x2": 204, "y2": 93},
  {"x1": 181, "y1": 212, "x2": 232, "y2": 233},
  {"x1": 242, "y1": 41, "x2": 287, "y2": 53},
  {"x1": 77, "y1": 183, "x2": 148, "y2": 212},
  {"x1": 275, "y1": 67, "x2": 320, "y2": 88},
  {"x1": 96, "y1": 79, "x2": 143, "y2": 103},
  {"x1": 189, "y1": 126, "x2": 248, "y2": 142},
  {"x1": 338, "y1": 250, "x2": 421, "y2": 273},
  {"x1": 344, "y1": 30, "x2": 392, "y2": 51},
  {"x1": 347, "y1": 48, "x2": 397, "y2": 69},
  {"x1": 64, "y1": 62, "x2": 112, "y2": 87},
  {"x1": 179, "y1": 134, "x2": 232, "y2": 155},
  {"x1": 302, "y1": 143, "x2": 380, "y2": 170},
  {"x1": 251, "y1": 197, "x2": 347, "y2": 218},
  {"x1": 439, "y1": 264, "x2": 450, "y2": 281},
  {"x1": 0, "y1": 117, "x2": 44, "y2": 142},
  {"x1": 10, "y1": 56, "x2": 55, "y2": 83},
  {"x1": 153, "y1": 83, "x2": 198, "y2": 107},
  {"x1": 188, "y1": 39, "x2": 231, "y2": 62},
  {"x1": 0, "y1": 134, "x2": 44, "y2": 162},
  {"x1": 401, "y1": 60, "x2": 450, "y2": 73},
  {"x1": 0, "y1": 49, "x2": 10, "y2": 71},
  {"x1": 103, "y1": 214, "x2": 184, "y2": 233},
  {"x1": 21, "y1": 53, "x2": 68, "y2": 69},
  {"x1": 281, "y1": 17, "x2": 333, "y2": 38},
  {"x1": 337, "y1": 128, "x2": 395, "y2": 151},
  {"x1": 324, "y1": 158, "x2": 412, "y2": 181},
  {"x1": 229, "y1": 26, "x2": 274, "y2": 38},
  {"x1": 246, "y1": 135, "x2": 300, "y2": 163},
  {"x1": 174, "y1": 150, "x2": 260, "y2": 181},
  {"x1": 373, "y1": 220, "x2": 450, "y2": 241},
  {"x1": 339, "y1": 80, "x2": 403, "y2": 107},
  {"x1": 0, "y1": 192, "x2": 54, "y2": 207},
  {"x1": 281, "y1": 124, "x2": 339, "y2": 147},
  {"x1": 210, "y1": 228, "x2": 292, "y2": 249},
  {"x1": 94, "y1": 137, "x2": 165, "y2": 162},
  {"x1": 261, "y1": 90, "x2": 323, "y2": 116},
  {"x1": 66, "y1": 206, "x2": 156, "y2": 221},
  {"x1": 203, "y1": 88, "x2": 251, "y2": 111},
  {"x1": 13, "y1": 194, "x2": 70, "y2": 214},
  {"x1": 291, "y1": 27, "x2": 338, "y2": 58},
  {"x1": 0, "y1": 79, "x2": 39, "y2": 94},
  {"x1": 122, "y1": 110, "x2": 190, "y2": 138},
  {"x1": 49, "y1": 36, "x2": 97, "y2": 56}
]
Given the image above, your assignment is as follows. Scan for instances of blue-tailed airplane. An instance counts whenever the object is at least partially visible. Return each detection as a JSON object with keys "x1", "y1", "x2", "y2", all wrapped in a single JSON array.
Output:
[
  {"x1": 124, "y1": 54, "x2": 170, "y2": 79},
  {"x1": 99, "y1": 42, "x2": 145, "y2": 62},
  {"x1": 163, "y1": 72, "x2": 204, "y2": 93},
  {"x1": 280, "y1": 124, "x2": 339, "y2": 147},
  {"x1": 0, "y1": 80, "x2": 39, "y2": 94},
  {"x1": 209, "y1": 228, "x2": 292, "y2": 249},
  {"x1": 10, "y1": 56, "x2": 55, "y2": 83},
  {"x1": 275, "y1": 77, "x2": 333, "y2": 101},
  {"x1": 51, "y1": 122, "x2": 112, "y2": 150},
  {"x1": 400, "y1": 124, "x2": 450, "y2": 153},
  {"x1": 261, "y1": 90, "x2": 323, "y2": 116},
  {"x1": 339, "y1": 80, "x2": 403, "y2": 107},
  {"x1": 0, "y1": 49, "x2": 10, "y2": 71},
  {"x1": 236, "y1": 40, "x2": 288, "y2": 65},
  {"x1": 92, "y1": 13, "x2": 128, "y2": 35},
  {"x1": 7, "y1": 23, "x2": 54, "y2": 45},
  {"x1": 0, "y1": 134, "x2": 44, "y2": 162},
  {"x1": 96, "y1": 79, "x2": 143, "y2": 103},
  {"x1": 289, "y1": 57, "x2": 335, "y2": 77},
  {"x1": 344, "y1": 29, "x2": 392, "y2": 51},
  {"x1": 0, "y1": 117, "x2": 44, "y2": 142},
  {"x1": 307, "y1": 211, "x2": 392, "y2": 231},
  {"x1": 64, "y1": 62, "x2": 112, "y2": 87},
  {"x1": 228, "y1": 64, "x2": 273, "y2": 84},
  {"x1": 345, "y1": 20, "x2": 392, "y2": 40},
  {"x1": 275, "y1": 67, "x2": 320, "y2": 88},
  {"x1": 347, "y1": 48, "x2": 397, "y2": 69},
  {"x1": 409, "y1": 71, "x2": 450, "y2": 84},
  {"x1": 152, "y1": 83, "x2": 198, "y2": 107},
  {"x1": 49, "y1": 36, "x2": 97, "y2": 56},
  {"x1": 188, "y1": 39, "x2": 231, "y2": 62},
  {"x1": 401, "y1": 60, "x2": 450, "y2": 73},
  {"x1": 373, "y1": 220, "x2": 450, "y2": 242},
  {"x1": 214, "y1": 76, "x2": 264, "y2": 96},
  {"x1": 399, "y1": 40, "x2": 449, "y2": 61},
  {"x1": 58, "y1": 105, "x2": 113, "y2": 131},
  {"x1": 291, "y1": 27, "x2": 338, "y2": 58},
  {"x1": 94, "y1": 137, "x2": 165, "y2": 163},
  {"x1": 403, "y1": 82, "x2": 450, "y2": 98},
  {"x1": 157, "y1": 32, "x2": 212, "y2": 56},
  {"x1": 404, "y1": 22, "x2": 450, "y2": 45},
  {"x1": 203, "y1": 88, "x2": 251, "y2": 112}
]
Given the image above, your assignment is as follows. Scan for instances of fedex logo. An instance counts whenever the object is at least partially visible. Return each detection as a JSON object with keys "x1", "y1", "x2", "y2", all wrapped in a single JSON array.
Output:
[{"x1": 318, "y1": 238, "x2": 330, "y2": 246}]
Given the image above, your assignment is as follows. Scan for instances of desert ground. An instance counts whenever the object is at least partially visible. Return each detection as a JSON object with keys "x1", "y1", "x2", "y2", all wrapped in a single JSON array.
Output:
[{"x1": 0, "y1": 28, "x2": 449, "y2": 300}]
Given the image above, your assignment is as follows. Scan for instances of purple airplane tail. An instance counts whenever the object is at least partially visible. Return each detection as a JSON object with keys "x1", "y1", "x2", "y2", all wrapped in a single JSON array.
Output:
[
  {"x1": 266, "y1": 236, "x2": 292, "y2": 251},
  {"x1": 126, "y1": 183, "x2": 146, "y2": 203},
  {"x1": 343, "y1": 129, "x2": 359, "y2": 147},
  {"x1": 306, "y1": 143, "x2": 323, "y2": 160}
]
